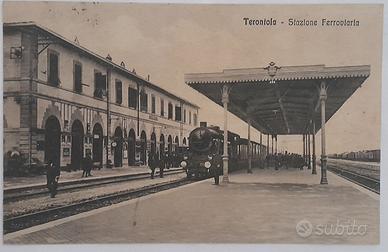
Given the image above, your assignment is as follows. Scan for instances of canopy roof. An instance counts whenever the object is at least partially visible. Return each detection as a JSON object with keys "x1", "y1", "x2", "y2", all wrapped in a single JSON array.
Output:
[{"x1": 185, "y1": 63, "x2": 370, "y2": 135}]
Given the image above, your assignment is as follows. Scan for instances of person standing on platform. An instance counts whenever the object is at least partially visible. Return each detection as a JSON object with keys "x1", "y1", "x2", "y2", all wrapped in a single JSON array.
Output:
[
  {"x1": 164, "y1": 152, "x2": 170, "y2": 169},
  {"x1": 46, "y1": 161, "x2": 60, "y2": 198},
  {"x1": 154, "y1": 151, "x2": 161, "y2": 178},
  {"x1": 209, "y1": 156, "x2": 221, "y2": 185},
  {"x1": 148, "y1": 152, "x2": 156, "y2": 179},
  {"x1": 82, "y1": 154, "x2": 92, "y2": 178},
  {"x1": 85, "y1": 153, "x2": 93, "y2": 177},
  {"x1": 81, "y1": 160, "x2": 88, "y2": 178},
  {"x1": 159, "y1": 152, "x2": 165, "y2": 178}
]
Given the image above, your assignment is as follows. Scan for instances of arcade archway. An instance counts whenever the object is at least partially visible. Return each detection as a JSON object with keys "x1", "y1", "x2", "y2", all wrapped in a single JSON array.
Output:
[
  {"x1": 160, "y1": 134, "x2": 165, "y2": 156},
  {"x1": 92, "y1": 123, "x2": 103, "y2": 168},
  {"x1": 71, "y1": 120, "x2": 84, "y2": 170},
  {"x1": 45, "y1": 116, "x2": 61, "y2": 168},
  {"x1": 140, "y1": 131, "x2": 147, "y2": 165},
  {"x1": 174, "y1": 136, "x2": 179, "y2": 152},
  {"x1": 150, "y1": 132, "x2": 156, "y2": 156},
  {"x1": 114, "y1": 127, "x2": 123, "y2": 167},
  {"x1": 128, "y1": 129, "x2": 136, "y2": 165},
  {"x1": 168, "y1": 135, "x2": 172, "y2": 154}
]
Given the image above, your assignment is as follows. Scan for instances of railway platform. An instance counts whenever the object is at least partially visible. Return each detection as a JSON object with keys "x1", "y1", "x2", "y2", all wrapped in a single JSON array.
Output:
[{"x1": 4, "y1": 166, "x2": 379, "y2": 244}]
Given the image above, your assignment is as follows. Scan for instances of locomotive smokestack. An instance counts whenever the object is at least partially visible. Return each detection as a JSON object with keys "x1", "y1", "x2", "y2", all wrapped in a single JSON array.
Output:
[{"x1": 200, "y1": 121, "x2": 207, "y2": 127}]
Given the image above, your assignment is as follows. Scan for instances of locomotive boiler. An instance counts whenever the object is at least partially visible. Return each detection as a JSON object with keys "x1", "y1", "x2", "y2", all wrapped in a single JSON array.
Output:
[{"x1": 181, "y1": 126, "x2": 223, "y2": 179}]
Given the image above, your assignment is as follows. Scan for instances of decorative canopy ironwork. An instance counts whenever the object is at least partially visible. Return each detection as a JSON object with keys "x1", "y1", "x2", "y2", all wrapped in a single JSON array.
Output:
[{"x1": 185, "y1": 63, "x2": 370, "y2": 135}]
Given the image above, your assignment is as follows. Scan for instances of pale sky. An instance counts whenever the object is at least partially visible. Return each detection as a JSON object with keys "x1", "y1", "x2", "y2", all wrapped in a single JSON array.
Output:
[{"x1": 3, "y1": 2, "x2": 383, "y2": 154}]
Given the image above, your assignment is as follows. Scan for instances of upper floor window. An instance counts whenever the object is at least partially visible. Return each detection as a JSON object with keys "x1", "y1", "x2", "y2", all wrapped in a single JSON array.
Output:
[
  {"x1": 128, "y1": 87, "x2": 138, "y2": 109},
  {"x1": 94, "y1": 71, "x2": 106, "y2": 99},
  {"x1": 168, "y1": 103, "x2": 173, "y2": 120},
  {"x1": 151, "y1": 95, "x2": 156, "y2": 114},
  {"x1": 175, "y1": 106, "x2": 182, "y2": 121},
  {"x1": 73, "y1": 61, "x2": 82, "y2": 93},
  {"x1": 183, "y1": 109, "x2": 186, "y2": 123},
  {"x1": 115, "y1": 80, "x2": 122, "y2": 104},
  {"x1": 140, "y1": 90, "x2": 148, "y2": 112},
  {"x1": 160, "y1": 99, "x2": 165, "y2": 116},
  {"x1": 48, "y1": 50, "x2": 60, "y2": 86},
  {"x1": 193, "y1": 113, "x2": 198, "y2": 126},
  {"x1": 189, "y1": 111, "x2": 192, "y2": 124}
]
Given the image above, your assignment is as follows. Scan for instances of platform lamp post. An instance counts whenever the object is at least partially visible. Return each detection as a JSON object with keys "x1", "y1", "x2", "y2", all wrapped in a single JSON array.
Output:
[
  {"x1": 104, "y1": 66, "x2": 112, "y2": 168},
  {"x1": 267, "y1": 134, "x2": 269, "y2": 157},
  {"x1": 221, "y1": 85, "x2": 230, "y2": 183},
  {"x1": 260, "y1": 132, "x2": 263, "y2": 168},
  {"x1": 320, "y1": 81, "x2": 328, "y2": 184},
  {"x1": 266, "y1": 134, "x2": 270, "y2": 168}
]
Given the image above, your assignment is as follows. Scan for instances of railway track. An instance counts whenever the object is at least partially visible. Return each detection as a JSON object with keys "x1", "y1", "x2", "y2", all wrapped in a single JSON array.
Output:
[
  {"x1": 4, "y1": 168, "x2": 184, "y2": 202},
  {"x1": 327, "y1": 165, "x2": 380, "y2": 194},
  {"x1": 4, "y1": 177, "x2": 194, "y2": 234}
]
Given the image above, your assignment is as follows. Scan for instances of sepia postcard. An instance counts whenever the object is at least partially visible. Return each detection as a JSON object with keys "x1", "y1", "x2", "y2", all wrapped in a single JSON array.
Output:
[{"x1": 1, "y1": 0, "x2": 384, "y2": 249}]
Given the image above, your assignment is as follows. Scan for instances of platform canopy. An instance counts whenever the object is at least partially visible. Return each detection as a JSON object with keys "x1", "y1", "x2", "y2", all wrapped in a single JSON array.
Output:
[{"x1": 185, "y1": 63, "x2": 370, "y2": 135}]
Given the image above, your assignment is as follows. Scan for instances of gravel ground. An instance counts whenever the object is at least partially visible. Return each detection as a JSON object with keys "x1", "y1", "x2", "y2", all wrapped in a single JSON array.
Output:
[
  {"x1": 327, "y1": 159, "x2": 380, "y2": 180},
  {"x1": 4, "y1": 172, "x2": 186, "y2": 218}
]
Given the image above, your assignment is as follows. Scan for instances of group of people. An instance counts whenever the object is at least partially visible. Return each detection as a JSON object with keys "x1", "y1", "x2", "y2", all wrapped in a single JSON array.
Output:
[
  {"x1": 266, "y1": 152, "x2": 305, "y2": 170},
  {"x1": 148, "y1": 152, "x2": 172, "y2": 179},
  {"x1": 45, "y1": 153, "x2": 94, "y2": 198}
]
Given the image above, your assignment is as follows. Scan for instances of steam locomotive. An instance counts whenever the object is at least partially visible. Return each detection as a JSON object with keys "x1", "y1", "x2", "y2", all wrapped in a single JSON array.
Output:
[{"x1": 180, "y1": 125, "x2": 266, "y2": 179}]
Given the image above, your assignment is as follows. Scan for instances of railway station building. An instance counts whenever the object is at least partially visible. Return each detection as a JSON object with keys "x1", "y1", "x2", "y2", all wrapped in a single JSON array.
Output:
[{"x1": 3, "y1": 22, "x2": 199, "y2": 172}]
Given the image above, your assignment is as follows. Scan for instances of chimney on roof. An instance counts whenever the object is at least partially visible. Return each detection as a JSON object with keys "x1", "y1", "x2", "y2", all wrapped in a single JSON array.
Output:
[
  {"x1": 200, "y1": 122, "x2": 207, "y2": 127},
  {"x1": 147, "y1": 75, "x2": 150, "y2": 81},
  {"x1": 74, "y1": 36, "x2": 80, "y2": 45},
  {"x1": 106, "y1": 54, "x2": 112, "y2": 61}
]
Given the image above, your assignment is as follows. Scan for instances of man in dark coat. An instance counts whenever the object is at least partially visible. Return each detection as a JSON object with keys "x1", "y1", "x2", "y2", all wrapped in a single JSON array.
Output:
[
  {"x1": 86, "y1": 153, "x2": 93, "y2": 177},
  {"x1": 209, "y1": 155, "x2": 222, "y2": 185},
  {"x1": 154, "y1": 152, "x2": 161, "y2": 178},
  {"x1": 82, "y1": 156, "x2": 88, "y2": 178},
  {"x1": 46, "y1": 161, "x2": 60, "y2": 198},
  {"x1": 159, "y1": 152, "x2": 166, "y2": 178},
  {"x1": 148, "y1": 152, "x2": 156, "y2": 179},
  {"x1": 82, "y1": 154, "x2": 92, "y2": 178}
]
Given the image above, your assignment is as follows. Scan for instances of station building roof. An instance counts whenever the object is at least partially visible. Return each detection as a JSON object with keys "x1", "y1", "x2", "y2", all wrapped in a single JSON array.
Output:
[
  {"x1": 4, "y1": 21, "x2": 199, "y2": 109},
  {"x1": 185, "y1": 63, "x2": 370, "y2": 135}
]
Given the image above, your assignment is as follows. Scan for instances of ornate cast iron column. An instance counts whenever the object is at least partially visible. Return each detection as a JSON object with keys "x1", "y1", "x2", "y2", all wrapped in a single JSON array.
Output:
[
  {"x1": 275, "y1": 135, "x2": 278, "y2": 154},
  {"x1": 247, "y1": 119, "x2": 252, "y2": 173},
  {"x1": 320, "y1": 81, "x2": 328, "y2": 184},
  {"x1": 260, "y1": 132, "x2": 263, "y2": 168},
  {"x1": 312, "y1": 120, "x2": 317, "y2": 174},
  {"x1": 221, "y1": 85, "x2": 230, "y2": 183},
  {"x1": 302, "y1": 134, "x2": 306, "y2": 167},
  {"x1": 308, "y1": 127, "x2": 311, "y2": 169}
]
